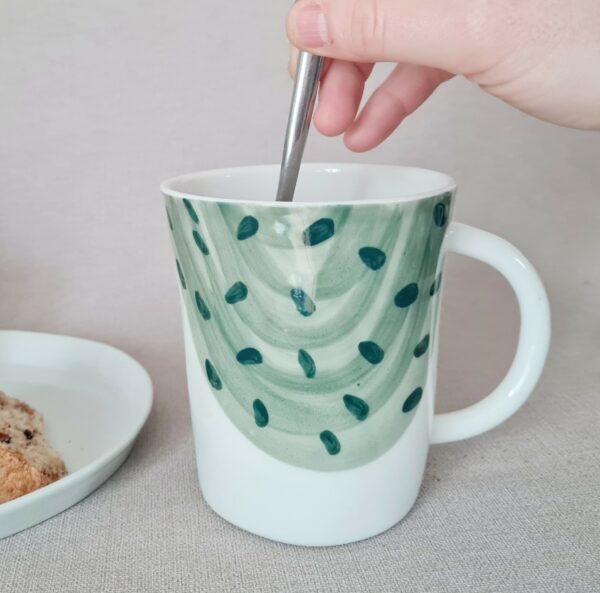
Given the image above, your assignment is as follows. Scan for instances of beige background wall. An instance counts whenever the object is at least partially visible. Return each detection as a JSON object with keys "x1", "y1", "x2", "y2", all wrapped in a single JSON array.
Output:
[{"x1": 1, "y1": 1, "x2": 599, "y2": 591}]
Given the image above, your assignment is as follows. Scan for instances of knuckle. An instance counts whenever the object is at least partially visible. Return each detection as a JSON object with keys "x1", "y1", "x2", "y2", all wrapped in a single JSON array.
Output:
[
  {"x1": 378, "y1": 86, "x2": 408, "y2": 117},
  {"x1": 452, "y1": 0, "x2": 506, "y2": 72},
  {"x1": 346, "y1": 0, "x2": 387, "y2": 55}
]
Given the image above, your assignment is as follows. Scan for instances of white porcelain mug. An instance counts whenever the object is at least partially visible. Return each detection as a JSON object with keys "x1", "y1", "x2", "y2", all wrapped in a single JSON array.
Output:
[{"x1": 162, "y1": 164, "x2": 550, "y2": 546}]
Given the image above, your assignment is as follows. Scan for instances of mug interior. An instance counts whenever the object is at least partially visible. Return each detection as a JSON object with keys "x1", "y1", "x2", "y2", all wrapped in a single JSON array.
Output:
[{"x1": 161, "y1": 164, "x2": 456, "y2": 205}]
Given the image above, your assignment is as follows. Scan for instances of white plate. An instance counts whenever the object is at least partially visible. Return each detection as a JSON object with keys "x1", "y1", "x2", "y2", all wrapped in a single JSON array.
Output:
[{"x1": 0, "y1": 330, "x2": 152, "y2": 539}]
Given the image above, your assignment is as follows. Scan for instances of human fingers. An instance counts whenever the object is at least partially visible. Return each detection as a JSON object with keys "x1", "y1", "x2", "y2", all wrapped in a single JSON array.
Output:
[
  {"x1": 344, "y1": 64, "x2": 451, "y2": 151},
  {"x1": 314, "y1": 61, "x2": 374, "y2": 136}
]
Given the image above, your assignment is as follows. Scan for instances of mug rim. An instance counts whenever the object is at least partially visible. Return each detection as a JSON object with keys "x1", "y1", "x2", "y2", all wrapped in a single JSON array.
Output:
[{"x1": 161, "y1": 163, "x2": 457, "y2": 207}]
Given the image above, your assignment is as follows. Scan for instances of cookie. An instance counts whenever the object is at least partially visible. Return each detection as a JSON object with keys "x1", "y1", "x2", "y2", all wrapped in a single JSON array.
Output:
[{"x1": 0, "y1": 391, "x2": 66, "y2": 504}]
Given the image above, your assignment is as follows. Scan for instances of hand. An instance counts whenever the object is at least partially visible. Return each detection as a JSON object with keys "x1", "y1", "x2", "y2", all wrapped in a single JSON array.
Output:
[{"x1": 286, "y1": 0, "x2": 600, "y2": 151}]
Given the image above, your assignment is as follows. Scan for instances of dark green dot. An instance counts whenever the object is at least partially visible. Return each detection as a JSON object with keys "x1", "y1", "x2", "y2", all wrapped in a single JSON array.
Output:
[
  {"x1": 358, "y1": 246, "x2": 386, "y2": 271},
  {"x1": 236, "y1": 348, "x2": 262, "y2": 365},
  {"x1": 298, "y1": 349, "x2": 316, "y2": 378},
  {"x1": 319, "y1": 430, "x2": 341, "y2": 455},
  {"x1": 429, "y1": 273, "x2": 442, "y2": 297},
  {"x1": 205, "y1": 359, "x2": 222, "y2": 390},
  {"x1": 192, "y1": 230, "x2": 209, "y2": 255},
  {"x1": 302, "y1": 218, "x2": 334, "y2": 246},
  {"x1": 394, "y1": 283, "x2": 419, "y2": 308},
  {"x1": 237, "y1": 216, "x2": 259, "y2": 240},
  {"x1": 252, "y1": 399, "x2": 269, "y2": 428},
  {"x1": 358, "y1": 341, "x2": 384, "y2": 364},
  {"x1": 402, "y1": 387, "x2": 423, "y2": 413},
  {"x1": 225, "y1": 281, "x2": 248, "y2": 304},
  {"x1": 343, "y1": 394, "x2": 369, "y2": 421},
  {"x1": 166, "y1": 207, "x2": 173, "y2": 230},
  {"x1": 290, "y1": 288, "x2": 316, "y2": 317},
  {"x1": 413, "y1": 335, "x2": 430, "y2": 358},
  {"x1": 182, "y1": 198, "x2": 199, "y2": 224},
  {"x1": 194, "y1": 291, "x2": 211, "y2": 320},
  {"x1": 433, "y1": 203, "x2": 448, "y2": 227},
  {"x1": 176, "y1": 259, "x2": 186, "y2": 290}
]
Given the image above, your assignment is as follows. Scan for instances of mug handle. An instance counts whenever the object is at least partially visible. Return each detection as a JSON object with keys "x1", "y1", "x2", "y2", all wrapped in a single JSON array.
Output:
[{"x1": 431, "y1": 223, "x2": 551, "y2": 444}]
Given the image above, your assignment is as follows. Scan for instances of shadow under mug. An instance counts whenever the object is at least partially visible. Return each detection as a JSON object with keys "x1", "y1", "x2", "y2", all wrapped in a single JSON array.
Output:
[{"x1": 161, "y1": 164, "x2": 550, "y2": 546}]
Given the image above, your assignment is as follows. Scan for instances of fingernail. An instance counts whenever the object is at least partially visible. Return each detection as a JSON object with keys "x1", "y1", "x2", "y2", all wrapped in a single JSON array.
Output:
[{"x1": 296, "y1": 4, "x2": 330, "y2": 48}]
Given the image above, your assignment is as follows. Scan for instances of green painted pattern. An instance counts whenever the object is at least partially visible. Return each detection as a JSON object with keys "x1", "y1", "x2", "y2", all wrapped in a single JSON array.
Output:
[
  {"x1": 433, "y1": 200, "x2": 449, "y2": 227},
  {"x1": 429, "y1": 273, "x2": 442, "y2": 296},
  {"x1": 192, "y1": 230, "x2": 209, "y2": 255},
  {"x1": 183, "y1": 198, "x2": 199, "y2": 224},
  {"x1": 402, "y1": 387, "x2": 423, "y2": 413},
  {"x1": 358, "y1": 246, "x2": 386, "y2": 270},
  {"x1": 195, "y1": 290, "x2": 211, "y2": 320},
  {"x1": 237, "y1": 215, "x2": 259, "y2": 240},
  {"x1": 176, "y1": 259, "x2": 186, "y2": 290},
  {"x1": 358, "y1": 341, "x2": 384, "y2": 364},
  {"x1": 303, "y1": 217, "x2": 334, "y2": 246},
  {"x1": 320, "y1": 430, "x2": 341, "y2": 455},
  {"x1": 343, "y1": 394, "x2": 369, "y2": 421},
  {"x1": 225, "y1": 281, "x2": 248, "y2": 304},
  {"x1": 298, "y1": 349, "x2": 316, "y2": 378},
  {"x1": 394, "y1": 283, "x2": 419, "y2": 308},
  {"x1": 290, "y1": 288, "x2": 316, "y2": 317},
  {"x1": 237, "y1": 347, "x2": 262, "y2": 365},
  {"x1": 205, "y1": 359, "x2": 222, "y2": 390},
  {"x1": 165, "y1": 190, "x2": 453, "y2": 470},
  {"x1": 413, "y1": 334, "x2": 430, "y2": 358},
  {"x1": 253, "y1": 399, "x2": 269, "y2": 427}
]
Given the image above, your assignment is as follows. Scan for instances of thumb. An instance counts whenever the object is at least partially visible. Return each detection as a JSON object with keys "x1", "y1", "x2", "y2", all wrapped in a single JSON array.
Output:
[{"x1": 286, "y1": 0, "x2": 494, "y2": 75}]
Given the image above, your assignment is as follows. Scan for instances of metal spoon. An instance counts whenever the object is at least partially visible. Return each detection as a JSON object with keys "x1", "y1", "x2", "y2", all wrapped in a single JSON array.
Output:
[{"x1": 275, "y1": 52, "x2": 324, "y2": 202}]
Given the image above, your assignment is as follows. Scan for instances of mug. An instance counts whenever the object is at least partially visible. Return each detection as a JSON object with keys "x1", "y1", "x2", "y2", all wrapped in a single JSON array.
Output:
[{"x1": 161, "y1": 164, "x2": 550, "y2": 546}]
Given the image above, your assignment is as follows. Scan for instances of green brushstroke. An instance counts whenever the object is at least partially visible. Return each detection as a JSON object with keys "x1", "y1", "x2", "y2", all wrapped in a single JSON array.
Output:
[
  {"x1": 394, "y1": 283, "x2": 419, "y2": 308},
  {"x1": 183, "y1": 198, "x2": 199, "y2": 224},
  {"x1": 298, "y1": 349, "x2": 316, "y2": 378},
  {"x1": 413, "y1": 335, "x2": 429, "y2": 358},
  {"x1": 402, "y1": 387, "x2": 423, "y2": 413},
  {"x1": 343, "y1": 394, "x2": 369, "y2": 421},
  {"x1": 290, "y1": 288, "x2": 316, "y2": 317},
  {"x1": 205, "y1": 359, "x2": 222, "y2": 390},
  {"x1": 303, "y1": 218, "x2": 334, "y2": 246},
  {"x1": 192, "y1": 230, "x2": 209, "y2": 255},
  {"x1": 253, "y1": 399, "x2": 269, "y2": 427},
  {"x1": 236, "y1": 348, "x2": 262, "y2": 365},
  {"x1": 176, "y1": 259, "x2": 186, "y2": 290},
  {"x1": 433, "y1": 202, "x2": 447, "y2": 227},
  {"x1": 195, "y1": 291, "x2": 211, "y2": 320},
  {"x1": 358, "y1": 246, "x2": 386, "y2": 270},
  {"x1": 320, "y1": 430, "x2": 341, "y2": 455},
  {"x1": 358, "y1": 341, "x2": 384, "y2": 365},
  {"x1": 237, "y1": 216, "x2": 259, "y2": 240},
  {"x1": 225, "y1": 281, "x2": 248, "y2": 304},
  {"x1": 429, "y1": 273, "x2": 442, "y2": 296}
]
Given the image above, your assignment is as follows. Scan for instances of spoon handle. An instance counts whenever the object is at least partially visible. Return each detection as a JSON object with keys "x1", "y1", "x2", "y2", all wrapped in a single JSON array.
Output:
[{"x1": 275, "y1": 52, "x2": 324, "y2": 202}]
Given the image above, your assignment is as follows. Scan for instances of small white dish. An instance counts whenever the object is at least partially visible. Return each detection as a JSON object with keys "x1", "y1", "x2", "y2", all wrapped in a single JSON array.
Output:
[{"x1": 0, "y1": 330, "x2": 152, "y2": 539}]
